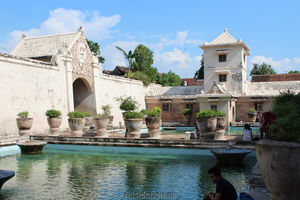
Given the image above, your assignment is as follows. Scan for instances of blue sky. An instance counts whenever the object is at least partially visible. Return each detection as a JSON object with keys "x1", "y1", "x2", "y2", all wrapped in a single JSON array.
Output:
[{"x1": 1, "y1": 0, "x2": 300, "y2": 78}]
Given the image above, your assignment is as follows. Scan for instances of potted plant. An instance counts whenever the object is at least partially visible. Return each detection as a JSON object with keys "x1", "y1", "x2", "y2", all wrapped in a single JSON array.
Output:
[
  {"x1": 145, "y1": 107, "x2": 162, "y2": 139},
  {"x1": 67, "y1": 111, "x2": 86, "y2": 137},
  {"x1": 16, "y1": 111, "x2": 33, "y2": 136},
  {"x1": 255, "y1": 91, "x2": 300, "y2": 200},
  {"x1": 45, "y1": 109, "x2": 62, "y2": 136},
  {"x1": 181, "y1": 108, "x2": 193, "y2": 124},
  {"x1": 94, "y1": 105, "x2": 112, "y2": 137},
  {"x1": 124, "y1": 111, "x2": 143, "y2": 138},
  {"x1": 215, "y1": 110, "x2": 227, "y2": 140},
  {"x1": 195, "y1": 110, "x2": 218, "y2": 137},
  {"x1": 140, "y1": 109, "x2": 148, "y2": 124},
  {"x1": 82, "y1": 112, "x2": 93, "y2": 132},
  {"x1": 248, "y1": 108, "x2": 257, "y2": 122},
  {"x1": 116, "y1": 96, "x2": 139, "y2": 133}
]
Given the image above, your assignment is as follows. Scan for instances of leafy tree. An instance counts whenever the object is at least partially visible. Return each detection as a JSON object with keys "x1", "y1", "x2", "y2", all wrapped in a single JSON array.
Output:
[
  {"x1": 131, "y1": 71, "x2": 151, "y2": 86},
  {"x1": 250, "y1": 62, "x2": 276, "y2": 75},
  {"x1": 132, "y1": 44, "x2": 158, "y2": 82},
  {"x1": 194, "y1": 58, "x2": 204, "y2": 79},
  {"x1": 115, "y1": 46, "x2": 135, "y2": 78},
  {"x1": 288, "y1": 70, "x2": 300, "y2": 74},
  {"x1": 86, "y1": 39, "x2": 105, "y2": 64},
  {"x1": 157, "y1": 71, "x2": 182, "y2": 86}
]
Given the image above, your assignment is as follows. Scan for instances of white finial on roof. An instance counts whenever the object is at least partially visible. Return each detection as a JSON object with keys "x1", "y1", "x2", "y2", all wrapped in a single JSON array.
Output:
[
  {"x1": 224, "y1": 28, "x2": 228, "y2": 32},
  {"x1": 21, "y1": 34, "x2": 26, "y2": 39},
  {"x1": 78, "y1": 26, "x2": 84, "y2": 33}
]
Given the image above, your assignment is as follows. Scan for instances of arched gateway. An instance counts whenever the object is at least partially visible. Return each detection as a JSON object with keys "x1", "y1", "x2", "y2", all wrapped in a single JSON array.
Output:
[{"x1": 73, "y1": 78, "x2": 96, "y2": 115}]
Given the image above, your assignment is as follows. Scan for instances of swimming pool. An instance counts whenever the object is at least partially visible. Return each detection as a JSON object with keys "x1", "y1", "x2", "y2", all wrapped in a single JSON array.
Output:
[{"x1": 0, "y1": 144, "x2": 256, "y2": 199}]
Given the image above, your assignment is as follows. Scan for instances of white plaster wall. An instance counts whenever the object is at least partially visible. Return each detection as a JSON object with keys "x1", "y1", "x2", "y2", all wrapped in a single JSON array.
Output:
[
  {"x1": 203, "y1": 46, "x2": 245, "y2": 94},
  {"x1": 0, "y1": 55, "x2": 69, "y2": 136},
  {"x1": 95, "y1": 74, "x2": 146, "y2": 127}
]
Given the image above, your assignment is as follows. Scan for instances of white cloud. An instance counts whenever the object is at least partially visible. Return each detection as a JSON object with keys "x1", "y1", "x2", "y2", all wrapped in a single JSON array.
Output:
[
  {"x1": 1, "y1": 8, "x2": 120, "y2": 52},
  {"x1": 249, "y1": 55, "x2": 300, "y2": 73},
  {"x1": 159, "y1": 48, "x2": 193, "y2": 69}
]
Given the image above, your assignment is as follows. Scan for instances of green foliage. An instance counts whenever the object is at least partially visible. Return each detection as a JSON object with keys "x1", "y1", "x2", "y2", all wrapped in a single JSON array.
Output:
[
  {"x1": 140, "y1": 109, "x2": 148, "y2": 115},
  {"x1": 196, "y1": 110, "x2": 225, "y2": 118},
  {"x1": 67, "y1": 111, "x2": 85, "y2": 119},
  {"x1": 196, "y1": 110, "x2": 216, "y2": 118},
  {"x1": 147, "y1": 107, "x2": 161, "y2": 117},
  {"x1": 86, "y1": 39, "x2": 105, "y2": 64},
  {"x1": 131, "y1": 71, "x2": 151, "y2": 86},
  {"x1": 45, "y1": 109, "x2": 61, "y2": 118},
  {"x1": 288, "y1": 70, "x2": 300, "y2": 74},
  {"x1": 181, "y1": 109, "x2": 192, "y2": 115},
  {"x1": 194, "y1": 58, "x2": 204, "y2": 79},
  {"x1": 115, "y1": 46, "x2": 135, "y2": 78},
  {"x1": 267, "y1": 91, "x2": 300, "y2": 142},
  {"x1": 248, "y1": 108, "x2": 256, "y2": 113},
  {"x1": 250, "y1": 63, "x2": 276, "y2": 75},
  {"x1": 82, "y1": 112, "x2": 92, "y2": 117},
  {"x1": 215, "y1": 110, "x2": 226, "y2": 117},
  {"x1": 17, "y1": 111, "x2": 29, "y2": 118},
  {"x1": 116, "y1": 96, "x2": 138, "y2": 112},
  {"x1": 124, "y1": 111, "x2": 143, "y2": 119},
  {"x1": 97, "y1": 104, "x2": 112, "y2": 118},
  {"x1": 132, "y1": 44, "x2": 158, "y2": 82},
  {"x1": 157, "y1": 71, "x2": 182, "y2": 86}
]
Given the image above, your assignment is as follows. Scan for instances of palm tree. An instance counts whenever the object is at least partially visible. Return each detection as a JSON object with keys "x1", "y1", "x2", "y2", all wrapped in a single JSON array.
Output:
[{"x1": 115, "y1": 46, "x2": 135, "y2": 78}]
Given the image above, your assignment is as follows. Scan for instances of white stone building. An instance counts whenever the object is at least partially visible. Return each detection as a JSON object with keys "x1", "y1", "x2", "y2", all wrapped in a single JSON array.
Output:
[
  {"x1": 0, "y1": 27, "x2": 147, "y2": 137},
  {"x1": 145, "y1": 29, "x2": 300, "y2": 125},
  {"x1": 0, "y1": 28, "x2": 299, "y2": 137}
]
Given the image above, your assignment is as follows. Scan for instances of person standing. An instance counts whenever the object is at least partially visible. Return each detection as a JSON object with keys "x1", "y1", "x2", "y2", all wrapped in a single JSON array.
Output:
[
  {"x1": 204, "y1": 166, "x2": 237, "y2": 200},
  {"x1": 243, "y1": 124, "x2": 252, "y2": 141}
]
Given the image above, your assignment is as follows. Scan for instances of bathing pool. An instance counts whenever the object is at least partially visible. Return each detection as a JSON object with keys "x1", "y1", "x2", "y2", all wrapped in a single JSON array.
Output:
[{"x1": 0, "y1": 144, "x2": 256, "y2": 199}]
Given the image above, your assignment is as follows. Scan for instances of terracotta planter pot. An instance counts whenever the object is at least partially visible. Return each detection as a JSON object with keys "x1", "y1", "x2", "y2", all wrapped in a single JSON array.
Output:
[
  {"x1": 94, "y1": 118, "x2": 109, "y2": 137},
  {"x1": 256, "y1": 139, "x2": 300, "y2": 200},
  {"x1": 126, "y1": 118, "x2": 143, "y2": 138},
  {"x1": 84, "y1": 117, "x2": 93, "y2": 132},
  {"x1": 16, "y1": 118, "x2": 33, "y2": 136},
  {"x1": 248, "y1": 112, "x2": 257, "y2": 122},
  {"x1": 68, "y1": 118, "x2": 86, "y2": 137},
  {"x1": 217, "y1": 117, "x2": 227, "y2": 129},
  {"x1": 145, "y1": 117, "x2": 161, "y2": 139},
  {"x1": 183, "y1": 114, "x2": 192, "y2": 124},
  {"x1": 47, "y1": 117, "x2": 62, "y2": 135},
  {"x1": 196, "y1": 117, "x2": 217, "y2": 136}
]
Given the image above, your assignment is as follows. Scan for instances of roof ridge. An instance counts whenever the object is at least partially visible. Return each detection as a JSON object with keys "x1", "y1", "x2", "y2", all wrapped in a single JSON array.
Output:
[{"x1": 23, "y1": 31, "x2": 78, "y2": 40}]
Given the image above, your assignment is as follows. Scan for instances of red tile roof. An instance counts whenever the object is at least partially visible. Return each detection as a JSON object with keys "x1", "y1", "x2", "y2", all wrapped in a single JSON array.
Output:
[{"x1": 251, "y1": 73, "x2": 300, "y2": 82}]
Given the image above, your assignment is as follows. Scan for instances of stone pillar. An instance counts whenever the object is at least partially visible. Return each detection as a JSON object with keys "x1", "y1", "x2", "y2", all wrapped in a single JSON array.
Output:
[
  {"x1": 59, "y1": 50, "x2": 74, "y2": 113},
  {"x1": 92, "y1": 56, "x2": 102, "y2": 114}
]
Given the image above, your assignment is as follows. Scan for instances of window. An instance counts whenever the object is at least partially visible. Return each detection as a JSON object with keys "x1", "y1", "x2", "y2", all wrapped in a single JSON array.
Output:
[
  {"x1": 210, "y1": 105, "x2": 217, "y2": 111},
  {"x1": 162, "y1": 104, "x2": 170, "y2": 112},
  {"x1": 219, "y1": 74, "x2": 227, "y2": 82},
  {"x1": 186, "y1": 104, "x2": 193, "y2": 110},
  {"x1": 219, "y1": 54, "x2": 226, "y2": 62},
  {"x1": 255, "y1": 103, "x2": 263, "y2": 111}
]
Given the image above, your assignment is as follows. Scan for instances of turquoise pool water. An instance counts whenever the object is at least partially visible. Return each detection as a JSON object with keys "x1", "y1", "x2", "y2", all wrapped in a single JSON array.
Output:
[
  {"x1": 160, "y1": 126, "x2": 260, "y2": 135},
  {"x1": 0, "y1": 144, "x2": 256, "y2": 199}
]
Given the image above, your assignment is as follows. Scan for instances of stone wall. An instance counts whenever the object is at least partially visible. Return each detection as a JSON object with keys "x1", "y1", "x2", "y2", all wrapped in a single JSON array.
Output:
[
  {"x1": 145, "y1": 98, "x2": 199, "y2": 126},
  {"x1": 236, "y1": 97, "x2": 273, "y2": 122},
  {"x1": 96, "y1": 75, "x2": 147, "y2": 128},
  {"x1": 0, "y1": 54, "x2": 69, "y2": 136}
]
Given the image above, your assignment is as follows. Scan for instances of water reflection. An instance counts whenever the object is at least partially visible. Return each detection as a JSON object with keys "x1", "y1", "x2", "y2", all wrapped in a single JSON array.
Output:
[{"x1": 0, "y1": 145, "x2": 256, "y2": 200}]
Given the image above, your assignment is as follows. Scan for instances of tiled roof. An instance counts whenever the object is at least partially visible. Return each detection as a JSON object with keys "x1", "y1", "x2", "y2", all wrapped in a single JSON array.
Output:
[
  {"x1": 251, "y1": 73, "x2": 300, "y2": 82},
  {"x1": 246, "y1": 81, "x2": 300, "y2": 96},
  {"x1": 209, "y1": 29, "x2": 237, "y2": 44},
  {"x1": 11, "y1": 32, "x2": 79, "y2": 58},
  {"x1": 146, "y1": 85, "x2": 204, "y2": 98}
]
